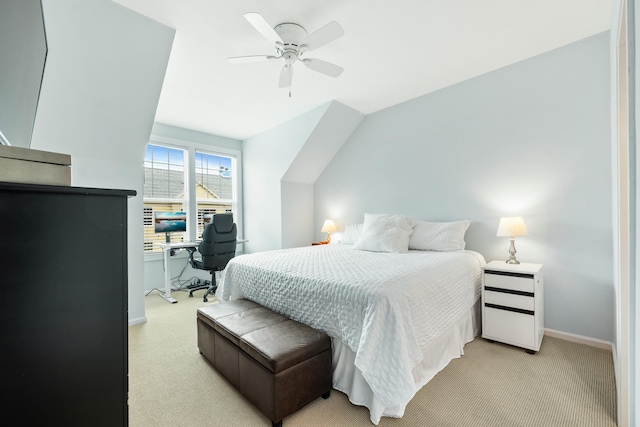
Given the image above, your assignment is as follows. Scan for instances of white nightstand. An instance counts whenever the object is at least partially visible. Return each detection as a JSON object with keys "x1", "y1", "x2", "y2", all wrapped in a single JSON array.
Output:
[{"x1": 481, "y1": 260, "x2": 544, "y2": 354}]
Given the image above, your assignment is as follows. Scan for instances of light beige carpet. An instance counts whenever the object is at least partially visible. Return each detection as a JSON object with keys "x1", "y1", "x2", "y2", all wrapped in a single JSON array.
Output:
[{"x1": 129, "y1": 289, "x2": 616, "y2": 427}]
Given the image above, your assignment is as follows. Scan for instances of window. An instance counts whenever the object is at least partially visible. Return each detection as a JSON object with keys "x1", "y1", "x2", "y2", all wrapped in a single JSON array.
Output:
[
  {"x1": 143, "y1": 144, "x2": 186, "y2": 251},
  {"x1": 195, "y1": 150, "x2": 234, "y2": 238},
  {"x1": 143, "y1": 141, "x2": 238, "y2": 253}
]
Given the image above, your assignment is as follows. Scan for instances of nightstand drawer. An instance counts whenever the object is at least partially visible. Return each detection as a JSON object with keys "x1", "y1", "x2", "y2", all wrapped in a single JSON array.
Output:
[
  {"x1": 484, "y1": 290, "x2": 534, "y2": 311},
  {"x1": 484, "y1": 271, "x2": 534, "y2": 293},
  {"x1": 483, "y1": 306, "x2": 535, "y2": 349}
]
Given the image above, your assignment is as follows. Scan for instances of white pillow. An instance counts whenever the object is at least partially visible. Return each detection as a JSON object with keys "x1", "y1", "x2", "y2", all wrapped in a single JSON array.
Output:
[
  {"x1": 353, "y1": 214, "x2": 414, "y2": 253},
  {"x1": 409, "y1": 220, "x2": 470, "y2": 251},
  {"x1": 342, "y1": 223, "x2": 363, "y2": 244}
]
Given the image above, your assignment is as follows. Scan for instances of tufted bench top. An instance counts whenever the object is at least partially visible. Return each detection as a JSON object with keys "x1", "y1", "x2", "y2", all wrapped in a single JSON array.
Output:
[{"x1": 197, "y1": 300, "x2": 330, "y2": 374}]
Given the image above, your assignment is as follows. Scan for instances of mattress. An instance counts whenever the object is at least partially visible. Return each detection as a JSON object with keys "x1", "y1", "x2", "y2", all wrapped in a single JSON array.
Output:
[{"x1": 216, "y1": 244, "x2": 485, "y2": 423}]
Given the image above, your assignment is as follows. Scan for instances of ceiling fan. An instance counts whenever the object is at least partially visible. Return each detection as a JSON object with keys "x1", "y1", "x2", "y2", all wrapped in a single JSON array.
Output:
[{"x1": 228, "y1": 12, "x2": 345, "y2": 97}]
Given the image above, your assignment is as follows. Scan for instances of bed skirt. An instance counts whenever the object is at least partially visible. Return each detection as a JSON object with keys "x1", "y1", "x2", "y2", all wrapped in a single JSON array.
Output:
[{"x1": 331, "y1": 299, "x2": 481, "y2": 425}]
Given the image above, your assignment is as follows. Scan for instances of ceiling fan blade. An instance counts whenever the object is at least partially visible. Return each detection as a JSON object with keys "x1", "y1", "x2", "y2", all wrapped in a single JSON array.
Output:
[
  {"x1": 228, "y1": 55, "x2": 278, "y2": 64},
  {"x1": 244, "y1": 12, "x2": 283, "y2": 46},
  {"x1": 303, "y1": 58, "x2": 343, "y2": 78},
  {"x1": 300, "y1": 21, "x2": 344, "y2": 51}
]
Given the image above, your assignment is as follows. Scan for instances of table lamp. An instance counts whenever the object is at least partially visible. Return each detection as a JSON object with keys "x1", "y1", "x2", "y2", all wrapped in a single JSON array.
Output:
[
  {"x1": 496, "y1": 216, "x2": 527, "y2": 264},
  {"x1": 321, "y1": 219, "x2": 337, "y2": 243}
]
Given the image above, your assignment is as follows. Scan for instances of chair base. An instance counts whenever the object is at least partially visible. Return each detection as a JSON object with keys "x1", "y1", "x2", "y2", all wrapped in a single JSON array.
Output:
[{"x1": 189, "y1": 283, "x2": 218, "y2": 302}]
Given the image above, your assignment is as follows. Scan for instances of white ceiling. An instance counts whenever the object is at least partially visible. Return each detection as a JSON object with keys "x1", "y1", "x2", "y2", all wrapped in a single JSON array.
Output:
[{"x1": 113, "y1": 0, "x2": 613, "y2": 141}]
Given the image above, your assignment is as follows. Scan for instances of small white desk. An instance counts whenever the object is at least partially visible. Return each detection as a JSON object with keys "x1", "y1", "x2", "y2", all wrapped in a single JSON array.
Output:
[
  {"x1": 156, "y1": 241, "x2": 199, "y2": 303},
  {"x1": 156, "y1": 239, "x2": 247, "y2": 303}
]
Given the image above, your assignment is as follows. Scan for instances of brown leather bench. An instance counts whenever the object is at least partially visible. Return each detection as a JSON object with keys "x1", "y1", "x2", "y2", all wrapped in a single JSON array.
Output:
[{"x1": 197, "y1": 299, "x2": 332, "y2": 427}]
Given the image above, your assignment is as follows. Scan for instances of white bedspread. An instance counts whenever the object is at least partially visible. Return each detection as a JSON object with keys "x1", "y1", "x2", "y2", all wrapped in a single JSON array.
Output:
[{"x1": 216, "y1": 244, "x2": 484, "y2": 409}]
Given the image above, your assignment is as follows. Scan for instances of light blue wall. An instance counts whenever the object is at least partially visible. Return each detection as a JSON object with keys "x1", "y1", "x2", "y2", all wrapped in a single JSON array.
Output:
[
  {"x1": 315, "y1": 32, "x2": 613, "y2": 342},
  {"x1": 242, "y1": 103, "x2": 330, "y2": 253},
  {"x1": 243, "y1": 101, "x2": 363, "y2": 252},
  {"x1": 31, "y1": 0, "x2": 174, "y2": 325}
]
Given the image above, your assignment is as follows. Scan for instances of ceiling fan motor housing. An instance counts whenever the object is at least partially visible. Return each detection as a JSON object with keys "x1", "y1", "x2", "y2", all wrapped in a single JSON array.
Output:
[{"x1": 274, "y1": 23, "x2": 307, "y2": 49}]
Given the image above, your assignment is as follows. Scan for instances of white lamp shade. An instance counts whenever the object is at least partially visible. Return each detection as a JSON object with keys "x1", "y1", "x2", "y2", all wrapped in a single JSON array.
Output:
[
  {"x1": 496, "y1": 216, "x2": 527, "y2": 237},
  {"x1": 321, "y1": 219, "x2": 337, "y2": 233}
]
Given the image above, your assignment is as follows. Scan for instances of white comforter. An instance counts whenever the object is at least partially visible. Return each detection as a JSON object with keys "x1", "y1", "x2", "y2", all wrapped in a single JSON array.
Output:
[{"x1": 216, "y1": 244, "x2": 484, "y2": 408}]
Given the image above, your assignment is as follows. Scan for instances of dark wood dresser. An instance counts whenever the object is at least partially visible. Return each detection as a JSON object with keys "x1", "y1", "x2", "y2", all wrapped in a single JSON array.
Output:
[{"x1": 0, "y1": 182, "x2": 134, "y2": 426}]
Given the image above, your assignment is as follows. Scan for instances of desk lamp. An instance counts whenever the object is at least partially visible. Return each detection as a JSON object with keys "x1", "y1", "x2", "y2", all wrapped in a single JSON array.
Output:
[{"x1": 496, "y1": 216, "x2": 527, "y2": 264}]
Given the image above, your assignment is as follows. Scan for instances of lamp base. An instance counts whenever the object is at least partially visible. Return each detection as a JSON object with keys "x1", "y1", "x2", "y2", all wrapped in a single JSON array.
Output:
[{"x1": 505, "y1": 237, "x2": 520, "y2": 264}]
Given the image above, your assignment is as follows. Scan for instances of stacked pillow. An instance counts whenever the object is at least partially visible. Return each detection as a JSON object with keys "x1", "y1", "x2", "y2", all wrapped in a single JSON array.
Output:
[
  {"x1": 343, "y1": 214, "x2": 470, "y2": 253},
  {"x1": 409, "y1": 219, "x2": 469, "y2": 251},
  {"x1": 352, "y1": 214, "x2": 414, "y2": 253}
]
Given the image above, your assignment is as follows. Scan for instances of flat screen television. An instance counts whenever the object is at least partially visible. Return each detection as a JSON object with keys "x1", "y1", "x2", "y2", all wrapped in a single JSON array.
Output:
[{"x1": 154, "y1": 211, "x2": 187, "y2": 243}]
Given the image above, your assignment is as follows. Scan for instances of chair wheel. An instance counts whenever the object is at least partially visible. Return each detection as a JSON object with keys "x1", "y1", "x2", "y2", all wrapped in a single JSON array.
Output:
[
  {"x1": 189, "y1": 294, "x2": 193, "y2": 298},
  {"x1": 203, "y1": 296, "x2": 208, "y2": 302}
]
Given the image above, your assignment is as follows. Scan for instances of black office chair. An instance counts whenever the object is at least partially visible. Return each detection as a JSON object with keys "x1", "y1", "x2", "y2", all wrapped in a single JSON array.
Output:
[{"x1": 187, "y1": 213, "x2": 237, "y2": 302}]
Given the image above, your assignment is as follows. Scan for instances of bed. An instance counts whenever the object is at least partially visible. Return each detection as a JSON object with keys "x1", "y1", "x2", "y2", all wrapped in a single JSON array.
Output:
[{"x1": 216, "y1": 215, "x2": 485, "y2": 424}]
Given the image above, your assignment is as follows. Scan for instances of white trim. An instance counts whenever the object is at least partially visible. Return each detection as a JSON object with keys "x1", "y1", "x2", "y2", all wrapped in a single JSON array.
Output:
[
  {"x1": 544, "y1": 328, "x2": 613, "y2": 351},
  {"x1": 0, "y1": 129, "x2": 11, "y2": 145},
  {"x1": 612, "y1": 343, "x2": 620, "y2": 395},
  {"x1": 128, "y1": 316, "x2": 147, "y2": 326},
  {"x1": 150, "y1": 134, "x2": 241, "y2": 158},
  {"x1": 611, "y1": 1, "x2": 631, "y2": 426}
]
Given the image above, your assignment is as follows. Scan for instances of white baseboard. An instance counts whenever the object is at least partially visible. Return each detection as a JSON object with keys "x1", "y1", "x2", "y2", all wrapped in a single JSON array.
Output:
[
  {"x1": 544, "y1": 328, "x2": 613, "y2": 351},
  {"x1": 128, "y1": 316, "x2": 148, "y2": 327}
]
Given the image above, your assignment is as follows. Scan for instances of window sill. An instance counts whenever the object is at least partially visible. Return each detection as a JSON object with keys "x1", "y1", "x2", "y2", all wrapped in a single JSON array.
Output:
[{"x1": 144, "y1": 251, "x2": 191, "y2": 261}]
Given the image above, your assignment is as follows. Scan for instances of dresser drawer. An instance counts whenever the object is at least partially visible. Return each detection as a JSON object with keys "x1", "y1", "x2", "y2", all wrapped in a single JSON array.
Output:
[
  {"x1": 484, "y1": 271, "x2": 534, "y2": 293},
  {"x1": 484, "y1": 290, "x2": 534, "y2": 312},
  {"x1": 483, "y1": 306, "x2": 535, "y2": 349}
]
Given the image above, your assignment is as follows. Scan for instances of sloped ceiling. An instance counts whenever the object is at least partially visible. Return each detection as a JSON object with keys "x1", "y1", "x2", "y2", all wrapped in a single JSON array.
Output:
[{"x1": 113, "y1": 0, "x2": 613, "y2": 140}]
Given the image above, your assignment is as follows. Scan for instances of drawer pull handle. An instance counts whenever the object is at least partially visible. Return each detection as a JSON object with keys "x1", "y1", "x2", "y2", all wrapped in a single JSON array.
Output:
[
  {"x1": 484, "y1": 286, "x2": 534, "y2": 298},
  {"x1": 485, "y1": 270, "x2": 534, "y2": 279},
  {"x1": 485, "y1": 303, "x2": 534, "y2": 316}
]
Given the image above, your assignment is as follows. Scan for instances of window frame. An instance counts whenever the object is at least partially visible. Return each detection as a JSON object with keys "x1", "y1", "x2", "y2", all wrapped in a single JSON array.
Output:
[
  {"x1": 143, "y1": 134, "x2": 242, "y2": 259},
  {"x1": 143, "y1": 143, "x2": 188, "y2": 250}
]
